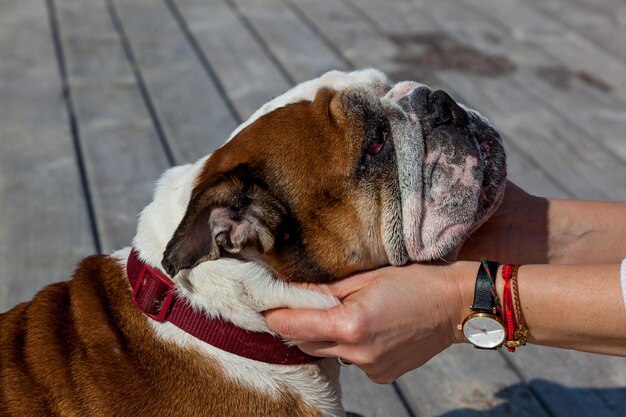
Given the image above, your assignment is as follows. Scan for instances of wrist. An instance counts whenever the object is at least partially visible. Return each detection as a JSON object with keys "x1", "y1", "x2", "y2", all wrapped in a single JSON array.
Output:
[
  {"x1": 458, "y1": 182, "x2": 548, "y2": 264},
  {"x1": 448, "y1": 261, "x2": 481, "y2": 344},
  {"x1": 546, "y1": 200, "x2": 626, "y2": 264},
  {"x1": 448, "y1": 261, "x2": 507, "y2": 345}
]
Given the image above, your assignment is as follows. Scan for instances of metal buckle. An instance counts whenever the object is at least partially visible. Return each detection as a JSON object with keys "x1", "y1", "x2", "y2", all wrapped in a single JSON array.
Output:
[{"x1": 131, "y1": 264, "x2": 175, "y2": 322}]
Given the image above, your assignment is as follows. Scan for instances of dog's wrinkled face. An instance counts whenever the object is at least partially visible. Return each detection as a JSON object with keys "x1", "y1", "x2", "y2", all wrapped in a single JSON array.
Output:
[{"x1": 162, "y1": 70, "x2": 506, "y2": 282}]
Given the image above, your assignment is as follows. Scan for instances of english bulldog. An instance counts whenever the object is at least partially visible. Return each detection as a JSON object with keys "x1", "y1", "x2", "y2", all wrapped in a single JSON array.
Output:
[{"x1": 0, "y1": 69, "x2": 506, "y2": 417}]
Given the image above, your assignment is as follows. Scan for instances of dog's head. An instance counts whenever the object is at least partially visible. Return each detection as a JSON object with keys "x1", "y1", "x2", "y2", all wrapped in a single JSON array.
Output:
[{"x1": 161, "y1": 70, "x2": 506, "y2": 282}]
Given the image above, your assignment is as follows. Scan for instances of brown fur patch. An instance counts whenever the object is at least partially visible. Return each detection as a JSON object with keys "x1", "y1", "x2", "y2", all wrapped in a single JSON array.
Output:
[
  {"x1": 170, "y1": 88, "x2": 389, "y2": 282},
  {"x1": 0, "y1": 256, "x2": 323, "y2": 416}
]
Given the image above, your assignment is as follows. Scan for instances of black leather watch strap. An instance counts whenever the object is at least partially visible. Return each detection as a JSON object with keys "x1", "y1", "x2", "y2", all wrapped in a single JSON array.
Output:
[{"x1": 471, "y1": 261, "x2": 500, "y2": 313}]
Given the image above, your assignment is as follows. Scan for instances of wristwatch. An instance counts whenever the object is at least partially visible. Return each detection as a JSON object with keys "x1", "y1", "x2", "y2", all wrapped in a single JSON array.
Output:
[{"x1": 461, "y1": 261, "x2": 506, "y2": 349}]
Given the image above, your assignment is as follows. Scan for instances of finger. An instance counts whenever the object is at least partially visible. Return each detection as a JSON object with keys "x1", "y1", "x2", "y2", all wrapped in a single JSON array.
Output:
[
  {"x1": 363, "y1": 356, "x2": 420, "y2": 385},
  {"x1": 297, "y1": 342, "x2": 364, "y2": 367},
  {"x1": 265, "y1": 307, "x2": 344, "y2": 341},
  {"x1": 298, "y1": 343, "x2": 379, "y2": 370},
  {"x1": 295, "y1": 341, "x2": 341, "y2": 358},
  {"x1": 319, "y1": 269, "x2": 383, "y2": 300},
  {"x1": 282, "y1": 281, "x2": 338, "y2": 298},
  {"x1": 288, "y1": 269, "x2": 381, "y2": 300}
]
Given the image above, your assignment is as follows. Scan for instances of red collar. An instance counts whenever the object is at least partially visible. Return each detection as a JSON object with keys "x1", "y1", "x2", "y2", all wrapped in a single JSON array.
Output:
[{"x1": 126, "y1": 248, "x2": 318, "y2": 365}]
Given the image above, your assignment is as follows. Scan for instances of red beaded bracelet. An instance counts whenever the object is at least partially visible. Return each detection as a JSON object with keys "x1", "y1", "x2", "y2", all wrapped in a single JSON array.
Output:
[
  {"x1": 501, "y1": 264, "x2": 517, "y2": 352},
  {"x1": 501, "y1": 264, "x2": 530, "y2": 350}
]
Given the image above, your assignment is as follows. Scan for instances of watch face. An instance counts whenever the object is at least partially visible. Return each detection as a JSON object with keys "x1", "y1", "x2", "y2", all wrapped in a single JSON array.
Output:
[{"x1": 463, "y1": 315, "x2": 506, "y2": 348}]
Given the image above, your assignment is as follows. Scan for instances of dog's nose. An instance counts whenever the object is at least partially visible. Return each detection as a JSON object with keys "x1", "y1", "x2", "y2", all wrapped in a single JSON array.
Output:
[{"x1": 427, "y1": 90, "x2": 469, "y2": 127}]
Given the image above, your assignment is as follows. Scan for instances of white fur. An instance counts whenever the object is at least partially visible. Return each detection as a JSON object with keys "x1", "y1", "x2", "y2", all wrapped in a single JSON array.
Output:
[{"x1": 125, "y1": 156, "x2": 345, "y2": 416}]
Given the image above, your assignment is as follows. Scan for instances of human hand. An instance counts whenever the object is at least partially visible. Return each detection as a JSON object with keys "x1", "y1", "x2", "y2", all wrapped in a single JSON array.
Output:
[
  {"x1": 265, "y1": 262, "x2": 476, "y2": 383},
  {"x1": 458, "y1": 181, "x2": 548, "y2": 264},
  {"x1": 459, "y1": 180, "x2": 626, "y2": 264}
]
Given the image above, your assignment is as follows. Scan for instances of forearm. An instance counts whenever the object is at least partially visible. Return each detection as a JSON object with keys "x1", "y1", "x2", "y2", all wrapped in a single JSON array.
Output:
[
  {"x1": 452, "y1": 262, "x2": 626, "y2": 356},
  {"x1": 459, "y1": 182, "x2": 626, "y2": 264},
  {"x1": 546, "y1": 199, "x2": 626, "y2": 264}
]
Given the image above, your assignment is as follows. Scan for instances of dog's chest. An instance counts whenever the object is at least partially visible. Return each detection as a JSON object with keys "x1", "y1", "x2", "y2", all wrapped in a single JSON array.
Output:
[{"x1": 0, "y1": 254, "x2": 337, "y2": 417}]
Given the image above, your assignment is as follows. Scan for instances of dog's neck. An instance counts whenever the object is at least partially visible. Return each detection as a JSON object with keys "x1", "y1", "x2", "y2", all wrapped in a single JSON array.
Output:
[
  {"x1": 128, "y1": 158, "x2": 345, "y2": 417},
  {"x1": 132, "y1": 157, "x2": 338, "y2": 334}
]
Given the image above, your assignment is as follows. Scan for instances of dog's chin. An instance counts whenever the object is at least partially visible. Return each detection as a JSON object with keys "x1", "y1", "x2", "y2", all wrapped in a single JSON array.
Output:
[
  {"x1": 401, "y1": 134, "x2": 506, "y2": 264},
  {"x1": 407, "y1": 191, "x2": 502, "y2": 264},
  {"x1": 452, "y1": 130, "x2": 507, "y2": 256},
  {"x1": 425, "y1": 195, "x2": 500, "y2": 264},
  {"x1": 470, "y1": 135, "x2": 507, "y2": 233},
  {"x1": 468, "y1": 110, "x2": 507, "y2": 224}
]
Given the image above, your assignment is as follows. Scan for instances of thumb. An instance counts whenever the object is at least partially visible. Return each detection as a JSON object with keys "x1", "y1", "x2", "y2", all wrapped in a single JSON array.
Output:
[
  {"x1": 265, "y1": 305, "x2": 346, "y2": 342},
  {"x1": 291, "y1": 269, "x2": 378, "y2": 301}
]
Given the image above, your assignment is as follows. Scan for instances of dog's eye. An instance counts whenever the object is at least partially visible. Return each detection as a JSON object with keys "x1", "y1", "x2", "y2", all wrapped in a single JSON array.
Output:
[{"x1": 367, "y1": 127, "x2": 388, "y2": 155}]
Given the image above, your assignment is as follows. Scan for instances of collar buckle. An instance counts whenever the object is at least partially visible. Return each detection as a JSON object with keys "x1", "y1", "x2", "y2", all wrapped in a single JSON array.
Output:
[{"x1": 131, "y1": 264, "x2": 175, "y2": 322}]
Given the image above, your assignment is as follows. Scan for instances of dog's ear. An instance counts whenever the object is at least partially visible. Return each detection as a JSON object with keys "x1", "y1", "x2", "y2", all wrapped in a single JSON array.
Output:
[{"x1": 161, "y1": 164, "x2": 287, "y2": 277}]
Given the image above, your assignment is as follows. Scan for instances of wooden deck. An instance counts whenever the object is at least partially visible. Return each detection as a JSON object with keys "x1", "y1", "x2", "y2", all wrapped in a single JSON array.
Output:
[{"x1": 1, "y1": 0, "x2": 625, "y2": 415}]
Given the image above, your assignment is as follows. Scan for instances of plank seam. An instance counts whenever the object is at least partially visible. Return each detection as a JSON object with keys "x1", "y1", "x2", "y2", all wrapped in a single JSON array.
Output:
[
  {"x1": 280, "y1": 0, "x2": 355, "y2": 70},
  {"x1": 105, "y1": 0, "x2": 177, "y2": 167},
  {"x1": 164, "y1": 0, "x2": 243, "y2": 125},
  {"x1": 523, "y1": 0, "x2": 626, "y2": 76},
  {"x1": 46, "y1": 0, "x2": 102, "y2": 254},
  {"x1": 340, "y1": 0, "x2": 382, "y2": 33},
  {"x1": 391, "y1": 382, "x2": 420, "y2": 417},
  {"x1": 222, "y1": 0, "x2": 296, "y2": 86},
  {"x1": 499, "y1": 352, "x2": 559, "y2": 417}
]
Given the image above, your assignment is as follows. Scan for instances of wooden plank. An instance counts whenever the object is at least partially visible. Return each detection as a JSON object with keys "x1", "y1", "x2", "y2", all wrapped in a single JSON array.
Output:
[
  {"x1": 520, "y1": 0, "x2": 626, "y2": 161},
  {"x1": 397, "y1": 344, "x2": 553, "y2": 417},
  {"x1": 55, "y1": 0, "x2": 171, "y2": 252},
  {"x1": 285, "y1": 0, "x2": 396, "y2": 77},
  {"x1": 467, "y1": 0, "x2": 626, "y2": 109},
  {"x1": 551, "y1": 0, "x2": 626, "y2": 20},
  {"x1": 340, "y1": 367, "x2": 413, "y2": 417},
  {"x1": 524, "y1": 0, "x2": 626, "y2": 64},
  {"x1": 283, "y1": 1, "x2": 553, "y2": 415},
  {"x1": 172, "y1": 0, "x2": 292, "y2": 119},
  {"x1": 504, "y1": 345, "x2": 626, "y2": 417},
  {"x1": 231, "y1": 0, "x2": 349, "y2": 82},
  {"x1": 111, "y1": 0, "x2": 239, "y2": 163},
  {"x1": 0, "y1": 0, "x2": 94, "y2": 311},
  {"x1": 457, "y1": 0, "x2": 626, "y2": 163}
]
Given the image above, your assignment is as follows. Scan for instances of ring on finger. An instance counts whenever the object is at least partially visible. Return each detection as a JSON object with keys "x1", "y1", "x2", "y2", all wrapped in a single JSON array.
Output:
[{"x1": 336, "y1": 357, "x2": 353, "y2": 366}]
